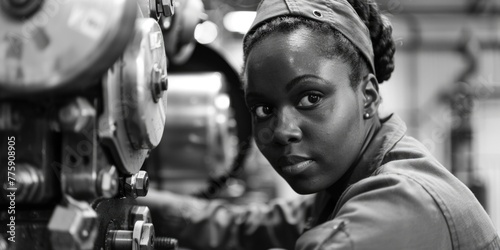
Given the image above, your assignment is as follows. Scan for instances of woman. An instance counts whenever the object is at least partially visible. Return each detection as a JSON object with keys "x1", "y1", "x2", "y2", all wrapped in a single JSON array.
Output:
[{"x1": 140, "y1": 0, "x2": 499, "y2": 249}]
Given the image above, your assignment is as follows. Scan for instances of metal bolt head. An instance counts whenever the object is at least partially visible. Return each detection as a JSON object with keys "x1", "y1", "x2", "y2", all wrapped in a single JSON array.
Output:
[
  {"x1": 152, "y1": 82, "x2": 163, "y2": 103},
  {"x1": 159, "y1": 0, "x2": 174, "y2": 17},
  {"x1": 149, "y1": 0, "x2": 160, "y2": 19},
  {"x1": 135, "y1": 171, "x2": 149, "y2": 197},
  {"x1": 59, "y1": 103, "x2": 79, "y2": 125},
  {"x1": 151, "y1": 64, "x2": 166, "y2": 103},
  {"x1": 48, "y1": 202, "x2": 98, "y2": 250},
  {"x1": 139, "y1": 223, "x2": 155, "y2": 250},
  {"x1": 124, "y1": 174, "x2": 138, "y2": 198},
  {"x1": 98, "y1": 166, "x2": 118, "y2": 198},
  {"x1": 123, "y1": 171, "x2": 149, "y2": 198},
  {"x1": 5, "y1": 163, "x2": 42, "y2": 203},
  {"x1": 130, "y1": 206, "x2": 152, "y2": 225},
  {"x1": 59, "y1": 98, "x2": 95, "y2": 132},
  {"x1": 160, "y1": 76, "x2": 168, "y2": 91}
]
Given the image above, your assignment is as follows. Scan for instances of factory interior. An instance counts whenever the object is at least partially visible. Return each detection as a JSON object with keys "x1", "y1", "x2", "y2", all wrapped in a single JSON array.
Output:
[{"x1": 0, "y1": 0, "x2": 499, "y2": 249}]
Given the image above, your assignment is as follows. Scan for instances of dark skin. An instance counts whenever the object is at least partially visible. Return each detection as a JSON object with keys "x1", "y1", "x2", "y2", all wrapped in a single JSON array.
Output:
[{"x1": 244, "y1": 27, "x2": 382, "y2": 194}]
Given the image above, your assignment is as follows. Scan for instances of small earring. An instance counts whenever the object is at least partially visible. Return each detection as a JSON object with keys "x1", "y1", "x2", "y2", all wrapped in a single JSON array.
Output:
[{"x1": 364, "y1": 113, "x2": 370, "y2": 119}]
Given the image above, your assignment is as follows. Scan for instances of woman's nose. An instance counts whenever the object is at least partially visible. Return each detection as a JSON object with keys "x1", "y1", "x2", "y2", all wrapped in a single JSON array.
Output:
[{"x1": 272, "y1": 109, "x2": 302, "y2": 145}]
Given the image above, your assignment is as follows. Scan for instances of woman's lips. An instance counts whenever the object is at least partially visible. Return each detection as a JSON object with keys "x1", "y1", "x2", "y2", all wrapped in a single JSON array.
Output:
[
  {"x1": 281, "y1": 160, "x2": 314, "y2": 175},
  {"x1": 277, "y1": 156, "x2": 314, "y2": 175}
]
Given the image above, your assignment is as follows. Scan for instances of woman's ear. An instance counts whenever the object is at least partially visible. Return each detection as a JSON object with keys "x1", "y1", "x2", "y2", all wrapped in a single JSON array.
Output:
[{"x1": 361, "y1": 74, "x2": 380, "y2": 119}]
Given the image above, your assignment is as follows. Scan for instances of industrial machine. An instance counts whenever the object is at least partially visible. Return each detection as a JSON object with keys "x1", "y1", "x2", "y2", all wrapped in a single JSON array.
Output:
[{"x1": 0, "y1": 0, "x2": 183, "y2": 249}]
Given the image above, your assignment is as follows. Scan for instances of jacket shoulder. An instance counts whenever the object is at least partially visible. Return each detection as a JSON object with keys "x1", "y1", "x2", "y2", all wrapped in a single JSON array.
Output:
[
  {"x1": 297, "y1": 173, "x2": 451, "y2": 250},
  {"x1": 374, "y1": 135, "x2": 498, "y2": 250}
]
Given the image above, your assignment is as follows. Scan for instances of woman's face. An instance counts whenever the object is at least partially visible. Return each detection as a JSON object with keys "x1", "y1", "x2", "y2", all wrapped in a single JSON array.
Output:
[{"x1": 244, "y1": 27, "x2": 367, "y2": 194}]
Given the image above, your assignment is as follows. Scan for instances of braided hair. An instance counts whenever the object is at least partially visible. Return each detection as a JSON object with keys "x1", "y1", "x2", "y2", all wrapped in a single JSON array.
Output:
[{"x1": 243, "y1": 0, "x2": 396, "y2": 85}]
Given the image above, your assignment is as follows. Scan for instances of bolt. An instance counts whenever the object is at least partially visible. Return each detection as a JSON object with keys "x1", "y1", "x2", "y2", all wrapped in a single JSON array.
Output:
[
  {"x1": 154, "y1": 237, "x2": 178, "y2": 250},
  {"x1": 149, "y1": 0, "x2": 160, "y2": 19},
  {"x1": 48, "y1": 200, "x2": 98, "y2": 250},
  {"x1": 160, "y1": 76, "x2": 168, "y2": 91},
  {"x1": 151, "y1": 64, "x2": 166, "y2": 103},
  {"x1": 135, "y1": 171, "x2": 149, "y2": 197},
  {"x1": 59, "y1": 103, "x2": 80, "y2": 125},
  {"x1": 58, "y1": 98, "x2": 95, "y2": 132},
  {"x1": 124, "y1": 174, "x2": 137, "y2": 198},
  {"x1": 153, "y1": 83, "x2": 163, "y2": 102},
  {"x1": 158, "y1": 0, "x2": 174, "y2": 17},
  {"x1": 139, "y1": 223, "x2": 155, "y2": 250},
  {"x1": 98, "y1": 166, "x2": 118, "y2": 198},
  {"x1": 1, "y1": 164, "x2": 42, "y2": 203},
  {"x1": 130, "y1": 206, "x2": 152, "y2": 226},
  {"x1": 123, "y1": 171, "x2": 149, "y2": 198}
]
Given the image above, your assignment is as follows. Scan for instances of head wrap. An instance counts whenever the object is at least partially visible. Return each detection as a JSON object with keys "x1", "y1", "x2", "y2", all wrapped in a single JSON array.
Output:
[{"x1": 245, "y1": 0, "x2": 376, "y2": 75}]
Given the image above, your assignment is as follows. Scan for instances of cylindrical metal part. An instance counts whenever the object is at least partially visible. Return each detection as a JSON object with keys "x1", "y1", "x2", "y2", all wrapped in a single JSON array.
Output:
[
  {"x1": 2, "y1": 163, "x2": 43, "y2": 203},
  {"x1": 108, "y1": 230, "x2": 133, "y2": 250},
  {"x1": 154, "y1": 73, "x2": 237, "y2": 194}
]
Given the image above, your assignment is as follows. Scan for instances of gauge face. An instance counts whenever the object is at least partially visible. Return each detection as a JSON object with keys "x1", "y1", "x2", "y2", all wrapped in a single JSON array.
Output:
[
  {"x1": 122, "y1": 18, "x2": 168, "y2": 150},
  {"x1": 0, "y1": 0, "x2": 137, "y2": 96},
  {"x1": 99, "y1": 18, "x2": 168, "y2": 174}
]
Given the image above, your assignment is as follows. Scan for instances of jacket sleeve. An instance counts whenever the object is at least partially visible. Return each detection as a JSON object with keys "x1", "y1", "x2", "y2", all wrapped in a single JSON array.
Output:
[
  {"x1": 138, "y1": 189, "x2": 315, "y2": 250},
  {"x1": 295, "y1": 173, "x2": 452, "y2": 250}
]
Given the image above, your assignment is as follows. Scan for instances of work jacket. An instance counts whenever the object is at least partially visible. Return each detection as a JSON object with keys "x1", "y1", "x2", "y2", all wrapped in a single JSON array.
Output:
[{"x1": 145, "y1": 114, "x2": 499, "y2": 250}]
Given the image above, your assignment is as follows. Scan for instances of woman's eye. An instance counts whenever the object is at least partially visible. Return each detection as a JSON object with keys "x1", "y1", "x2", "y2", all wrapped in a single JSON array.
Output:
[
  {"x1": 253, "y1": 105, "x2": 273, "y2": 118},
  {"x1": 298, "y1": 94, "x2": 321, "y2": 107}
]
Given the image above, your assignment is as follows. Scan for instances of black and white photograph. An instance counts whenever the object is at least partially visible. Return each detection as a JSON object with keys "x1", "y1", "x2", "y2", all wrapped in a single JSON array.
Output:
[{"x1": 0, "y1": 0, "x2": 499, "y2": 249}]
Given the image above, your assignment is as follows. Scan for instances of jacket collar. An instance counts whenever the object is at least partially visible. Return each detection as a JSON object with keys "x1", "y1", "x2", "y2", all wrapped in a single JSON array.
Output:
[
  {"x1": 309, "y1": 114, "x2": 407, "y2": 228},
  {"x1": 345, "y1": 113, "x2": 407, "y2": 186}
]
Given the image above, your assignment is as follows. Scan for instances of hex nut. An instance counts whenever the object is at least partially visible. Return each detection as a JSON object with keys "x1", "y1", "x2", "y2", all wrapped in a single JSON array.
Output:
[
  {"x1": 139, "y1": 223, "x2": 155, "y2": 250},
  {"x1": 148, "y1": 0, "x2": 160, "y2": 19},
  {"x1": 151, "y1": 65, "x2": 165, "y2": 103},
  {"x1": 160, "y1": 76, "x2": 168, "y2": 91},
  {"x1": 160, "y1": 0, "x2": 174, "y2": 17},
  {"x1": 133, "y1": 221, "x2": 145, "y2": 250},
  {"x1": 48, "y1": 203, "x2": 97, "y2": 250},
  {"x1": 135, "y1": 171, "x2": 149, "y2": 197},
  {"x1": 124, "y1": 174, "x2": 137, "y2": 198},
  {"x1": 98, "y1": 166, "x2": 118, "y2": 198},
  {"x1": 130, "y1": 206, "x2": 152, "y2": 225},
  {"x1": 123, "y1": 171, "x2": 149, "y2": 198},
  {"x1": 59, "y1": 98, "x2": 95, "y2": 132}
]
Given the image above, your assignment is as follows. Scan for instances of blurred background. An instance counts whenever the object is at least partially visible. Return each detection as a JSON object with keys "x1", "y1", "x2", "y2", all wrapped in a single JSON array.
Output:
[{"x1": 145, "y1": 0, "x2": 500, "y2": 233}]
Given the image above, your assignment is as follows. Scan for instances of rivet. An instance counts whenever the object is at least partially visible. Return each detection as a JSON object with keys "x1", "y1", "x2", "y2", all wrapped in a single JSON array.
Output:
[{"x1": 313, "y1": 10, "x2": 322, "y2": 18}]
